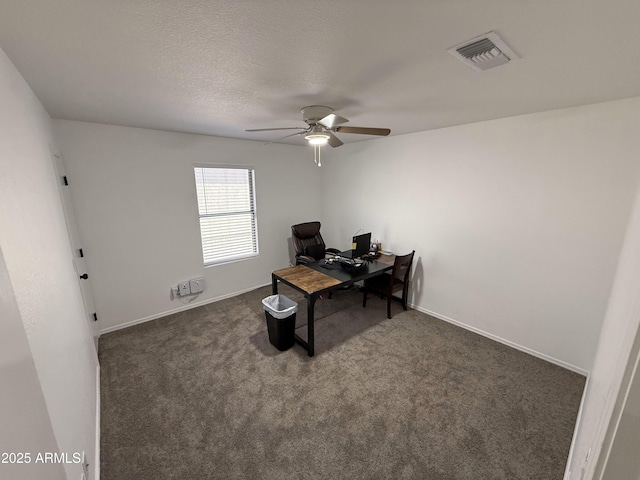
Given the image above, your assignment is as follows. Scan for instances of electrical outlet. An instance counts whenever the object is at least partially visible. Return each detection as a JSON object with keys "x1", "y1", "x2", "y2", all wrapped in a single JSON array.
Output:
[
  {"x1": 178, "y1": 281, "x2": 191, "y2": 296},
  {"x1": 170, "y1": 286, "x2": 178, "y2": 300},
  {"x1": 189, "y1": 277, "x2": 205, "y2": 293}
]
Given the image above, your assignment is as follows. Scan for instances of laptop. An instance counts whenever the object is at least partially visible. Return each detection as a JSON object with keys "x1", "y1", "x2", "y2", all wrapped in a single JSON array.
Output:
[{"x1": 342, "y1": 232, "x2": 371, "y2": 259}]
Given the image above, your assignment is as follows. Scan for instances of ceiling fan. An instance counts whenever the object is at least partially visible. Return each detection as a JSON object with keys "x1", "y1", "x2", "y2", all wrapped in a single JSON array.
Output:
[{"x1": 246, "y1": 105, "x2": 391, "y2": 166}]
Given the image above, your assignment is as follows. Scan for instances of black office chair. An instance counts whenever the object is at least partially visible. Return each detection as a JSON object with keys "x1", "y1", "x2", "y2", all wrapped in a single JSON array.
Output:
[
  {"x1": 291, "y1": 221, "x2": 341, "y2": 265},
  {"x1": 362, "y1": 250, "x2": 415, "y2": 319}
]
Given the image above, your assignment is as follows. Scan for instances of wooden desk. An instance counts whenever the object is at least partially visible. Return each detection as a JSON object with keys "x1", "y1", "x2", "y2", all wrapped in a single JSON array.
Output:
[{"x1": 271, "y1": 255, "x2": 394, "y2": 356}]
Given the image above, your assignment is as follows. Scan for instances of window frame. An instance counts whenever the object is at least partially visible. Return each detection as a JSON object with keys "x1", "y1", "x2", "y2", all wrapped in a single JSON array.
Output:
[{"x1": 193, "y1": 164, "x2": 259, "y2": 266}]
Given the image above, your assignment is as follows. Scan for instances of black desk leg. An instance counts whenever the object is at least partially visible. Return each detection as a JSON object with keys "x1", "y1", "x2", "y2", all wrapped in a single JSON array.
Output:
[
  {"x1": 307, "y1": 295, "x2": 316, "y2": 357},
  {"x1": 272, "y1": 274, "x2": 278, "y2": 295}
]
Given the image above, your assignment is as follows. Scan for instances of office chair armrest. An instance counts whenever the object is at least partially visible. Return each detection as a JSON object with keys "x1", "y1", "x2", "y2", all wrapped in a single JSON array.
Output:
[{"x1": 295, "y1": 255, "x2": 316, "y2": 265}]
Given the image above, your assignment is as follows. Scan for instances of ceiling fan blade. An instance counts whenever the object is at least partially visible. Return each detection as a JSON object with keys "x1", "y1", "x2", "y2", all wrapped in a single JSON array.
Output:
[
  {"x1": 262, "y1": 129, "x2": 309, "y2": 145},
  {"x1": 335, "y1": 126, "x2": 391, "y2": 136},
  {"x1": 246, "y1": 127, "x2": 305, "y2": 132},
  {"x1": 327, "y1": 131, "x2": 343, "y2": 148},
  {"x1": 318, "y1": 113, "x2": 349, "y2": 129}
]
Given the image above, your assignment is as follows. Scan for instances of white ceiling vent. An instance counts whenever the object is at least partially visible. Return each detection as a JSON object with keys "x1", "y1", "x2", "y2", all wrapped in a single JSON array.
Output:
[{"x1": 448, "y1": 31, "x2": 518, "y2": 71}]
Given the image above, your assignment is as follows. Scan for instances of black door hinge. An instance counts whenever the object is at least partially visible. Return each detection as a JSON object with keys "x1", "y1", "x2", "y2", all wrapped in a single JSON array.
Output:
[
  {"x1": 93, "y1": 313, "x2": 98, "y2": 322},
  {"x1": 63, "y1": 176, "x2": 68, "y2": 185}
]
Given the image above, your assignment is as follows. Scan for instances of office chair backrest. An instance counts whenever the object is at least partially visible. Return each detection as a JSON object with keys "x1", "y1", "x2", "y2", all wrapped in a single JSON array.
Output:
[
  {"x1": 392, "y1": 250, "x2": 415, "y2": 283},
  {"x1": 291, "y1": 221, "x2": 327, "y2": 260}
]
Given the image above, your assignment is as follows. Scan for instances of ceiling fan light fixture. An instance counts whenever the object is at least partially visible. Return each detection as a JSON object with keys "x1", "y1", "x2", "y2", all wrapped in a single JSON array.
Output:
[{"x1": 305, "y1": 133, "x2": 330, "y2": 145}]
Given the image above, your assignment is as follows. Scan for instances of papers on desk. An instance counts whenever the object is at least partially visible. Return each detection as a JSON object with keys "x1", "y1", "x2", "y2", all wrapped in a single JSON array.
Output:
[{"x1": 379, "y1": 250, "x2": 394, "y2": 255}]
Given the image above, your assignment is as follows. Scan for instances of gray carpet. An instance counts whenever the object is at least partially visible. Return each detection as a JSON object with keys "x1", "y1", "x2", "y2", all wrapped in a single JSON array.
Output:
[{"x1": 99, "y1": 285, "x2": 585, "y2": 479}]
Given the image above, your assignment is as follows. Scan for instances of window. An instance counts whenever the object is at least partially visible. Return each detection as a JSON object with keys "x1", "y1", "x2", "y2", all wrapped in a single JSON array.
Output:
[{"x1": 193, "y1": 166, "x2": 258, "y2": 265}]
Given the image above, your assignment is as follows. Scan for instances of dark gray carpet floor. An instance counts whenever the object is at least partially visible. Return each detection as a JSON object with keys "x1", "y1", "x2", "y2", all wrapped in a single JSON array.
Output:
[{"x1": 99, "y1": 285, "x2": 585, "y2": 480}]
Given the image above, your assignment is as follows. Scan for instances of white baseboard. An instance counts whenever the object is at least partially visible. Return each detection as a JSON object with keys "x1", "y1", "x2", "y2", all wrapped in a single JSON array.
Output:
[
  {"x1": 410, "y1": 303, "x2": 589, "y2": 376},
  {"x1": 99, "y1": 283, "x2": 271, "y2": 335}
]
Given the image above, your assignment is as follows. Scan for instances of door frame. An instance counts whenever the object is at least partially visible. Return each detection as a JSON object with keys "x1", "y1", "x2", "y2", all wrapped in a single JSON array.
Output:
[{"x1": 50, "y1": 148, "x2": 100, "y2": 355}]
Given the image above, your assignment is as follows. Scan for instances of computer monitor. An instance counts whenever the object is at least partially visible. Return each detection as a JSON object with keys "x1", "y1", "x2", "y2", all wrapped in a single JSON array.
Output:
[{"x1": 351, "y1": 232, "x2": 371, "y2": 258}]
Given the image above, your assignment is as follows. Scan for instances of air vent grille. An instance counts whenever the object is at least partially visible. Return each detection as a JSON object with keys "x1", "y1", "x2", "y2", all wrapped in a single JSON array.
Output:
[{"x1": 448, "y1": 31, "x2": 518, "y2": 71}]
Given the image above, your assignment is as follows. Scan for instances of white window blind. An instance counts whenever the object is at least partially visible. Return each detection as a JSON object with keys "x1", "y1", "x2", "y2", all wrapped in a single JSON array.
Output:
[{"x1": 194, "y1": 166, "x2": 258, "y2": 265}]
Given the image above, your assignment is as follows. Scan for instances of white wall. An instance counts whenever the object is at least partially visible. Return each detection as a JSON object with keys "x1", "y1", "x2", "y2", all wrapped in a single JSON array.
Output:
[
  {"x1": 0, "y1": 48, "x2": 98, "y2": 479},
  {"x1": 568, "y1": 178, "x2": 640, "y2": 478},
  {"x1": 0, "y1": 248, "x2": 65, "y2": 480},
  {"x1": 321, "y1": 97, "x2": 640, "y2": 373},
  {"x1": 53, "y1": 120, "x2": 323, "y2": 332}
]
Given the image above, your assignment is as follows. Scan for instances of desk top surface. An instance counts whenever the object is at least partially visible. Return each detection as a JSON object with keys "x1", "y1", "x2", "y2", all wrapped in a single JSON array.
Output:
[
  {"x1": 273, "y1": 254, "x2": 394, "y2": 295},
  {"x1": 272, "y1": 265, "x2": 342, "y2": 294}
]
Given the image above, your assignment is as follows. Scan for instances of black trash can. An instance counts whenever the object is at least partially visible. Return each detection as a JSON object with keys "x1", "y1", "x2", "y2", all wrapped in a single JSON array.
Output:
[{"x1": 262, "y1": 294, "x2": 297, "y2": 351}]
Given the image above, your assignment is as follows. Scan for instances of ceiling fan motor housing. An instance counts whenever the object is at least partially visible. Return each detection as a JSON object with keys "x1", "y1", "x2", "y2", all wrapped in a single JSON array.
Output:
[{"x1": 301, "y1": 105, "x2": 334, "y2": 125}]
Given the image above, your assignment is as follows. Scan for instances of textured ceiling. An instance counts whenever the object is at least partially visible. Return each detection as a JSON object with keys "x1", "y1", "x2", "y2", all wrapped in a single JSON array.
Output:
[{"x1": 0, "y1": 0, "x2": 639, "y2": 146}]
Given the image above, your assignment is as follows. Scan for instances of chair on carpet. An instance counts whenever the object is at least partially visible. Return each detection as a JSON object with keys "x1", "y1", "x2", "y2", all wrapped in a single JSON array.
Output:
[
  {"x1": 291, "y1": 221, "x2": 341, "y2": 265},
  {"x1": 362, "y1": 250, "x2": 415, "y2": 319}
]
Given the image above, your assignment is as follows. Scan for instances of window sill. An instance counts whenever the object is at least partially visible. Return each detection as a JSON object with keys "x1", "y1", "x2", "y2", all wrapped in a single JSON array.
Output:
[{"x1": 204, "y1": 253, "x2": 259, "y2": 268}]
